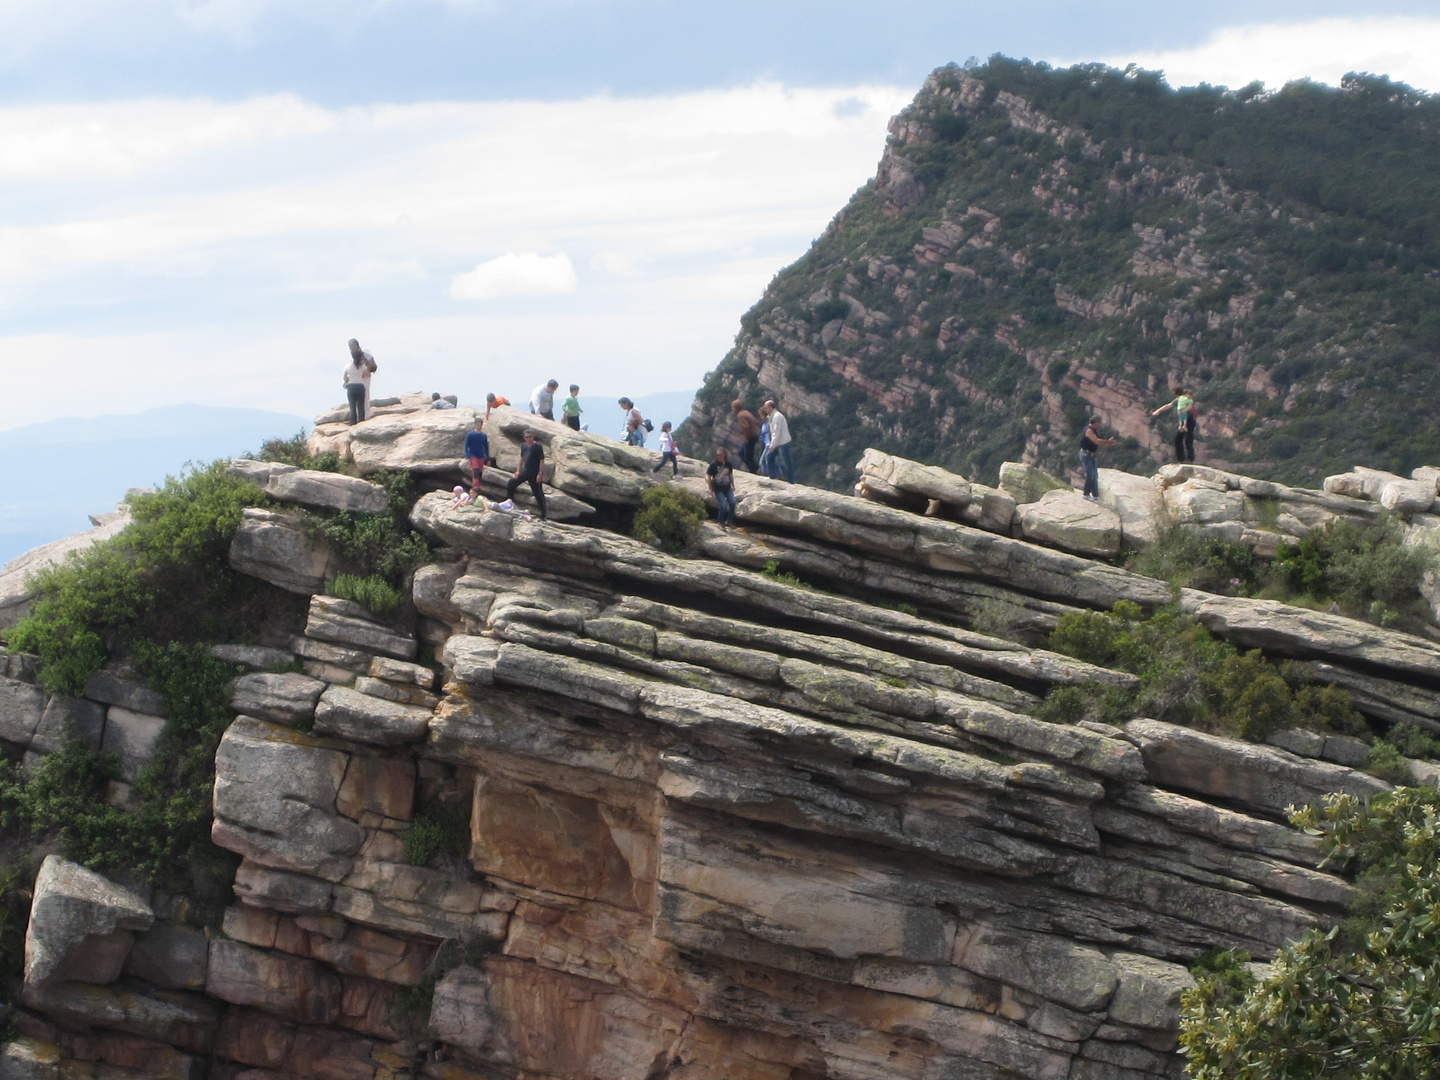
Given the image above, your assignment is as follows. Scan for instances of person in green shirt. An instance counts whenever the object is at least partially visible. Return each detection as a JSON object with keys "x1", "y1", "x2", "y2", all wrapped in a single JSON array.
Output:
[
  {"x1": 561, "y1": 384, "x2": 583, "y2": 430},
  {"x1": 1152, "y1": 386, "x2": 1197, "y2": 462}
]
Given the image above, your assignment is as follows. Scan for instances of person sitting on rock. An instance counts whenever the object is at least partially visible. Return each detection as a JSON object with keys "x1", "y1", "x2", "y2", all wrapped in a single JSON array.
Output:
[
  {"x1": 464, "y1": 417, "x2": 492, "y2": 501},
  {"x1": 732, "y1": 400, "x2": 760, "y2": 472},
  {"x1": 653, "y1": 422, "x2": 678, "y2": 477},
  {"x1": 707, "y1": 447, "x2": 737, "y2": 527},
  {"x1": 1079, "y1": 416, "x2": 1118, "y2": 503},
  {"x1": 619, "y1": 398, "x2": 646, "y2": 447},
  {"x1": 505, "y1": 429, "x2": 548, "y2": 521},
  {"x1": 485, "y1": 392, "x2": 510, "y2": 420},
  {"x1": 430, "y1": 392, "x2": 456, "y2": 409},
  {"x1": 1152, "y1": 387, "x2": 1197, "y2": 463},
  {"x1": 530, "y1": 379, "x2": 560, "y2": 421}
]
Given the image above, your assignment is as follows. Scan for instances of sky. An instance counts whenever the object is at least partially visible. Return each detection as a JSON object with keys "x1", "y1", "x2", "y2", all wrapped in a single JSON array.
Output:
[{"x1": 2, "y1": 1, "x2": 1439, "y2": 432}]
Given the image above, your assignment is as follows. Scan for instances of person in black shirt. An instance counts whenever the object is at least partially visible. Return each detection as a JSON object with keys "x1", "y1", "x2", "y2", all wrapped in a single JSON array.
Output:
[
  {"x1": 706, "y1": 447, "x2": 737, "y2": 526},
  {"x1": 505, "y1": 429, "x2": 548, "y2": 521},
  {"x1": 1079, "y1": 416, "x2": 1117, "y2": 502}
]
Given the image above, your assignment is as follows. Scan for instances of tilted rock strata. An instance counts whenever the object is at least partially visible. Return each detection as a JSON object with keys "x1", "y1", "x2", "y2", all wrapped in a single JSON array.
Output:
[{"x1": 12, "y1": 450, "x2": 1440, "y2": 1080}]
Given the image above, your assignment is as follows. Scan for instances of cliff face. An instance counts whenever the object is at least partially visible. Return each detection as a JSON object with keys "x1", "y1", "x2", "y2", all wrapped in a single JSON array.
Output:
[
  {"x1": 7, "y1": 400, "x2": 1440, "y2": 1080},
  {"x1": 684, "y1": 60, "x2": 1440, "y2": 488}
]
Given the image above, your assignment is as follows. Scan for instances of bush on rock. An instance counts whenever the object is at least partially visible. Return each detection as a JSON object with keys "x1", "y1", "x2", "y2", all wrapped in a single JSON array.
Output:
[
  {"x1": 1182, "y1": 788, "x2": 1440, "y2": 1079},
  {"x1": 631, "y1": 486, "x2": 707, "y2": 552},
  {"x1": 1041, "y1": 601, "x2": 1365, "y2": 741}
]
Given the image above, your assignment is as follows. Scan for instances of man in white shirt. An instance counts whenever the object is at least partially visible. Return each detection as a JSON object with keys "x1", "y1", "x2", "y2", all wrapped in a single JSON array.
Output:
[
  {"x1": 762, "y1": 400, "x2": 794, "y2": 482},
  {"x1": 530, "y1": 380, "x2": 560, "y2": 421}
]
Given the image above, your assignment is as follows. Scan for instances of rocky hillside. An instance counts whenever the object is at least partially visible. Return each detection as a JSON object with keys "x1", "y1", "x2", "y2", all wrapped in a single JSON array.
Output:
[
  {"x1": 684, "y1": 59, "x2": 1440, "y2": 489},
  {"x1": 3, "y1": 396, "x2": 1440, "y2": 1079}
]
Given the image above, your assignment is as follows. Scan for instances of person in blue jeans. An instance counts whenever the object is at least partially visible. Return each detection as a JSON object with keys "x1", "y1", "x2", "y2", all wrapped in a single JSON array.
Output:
[
  {"x1": 761, "y1": 401, "x2": 794, "y2": 482},
  {"x1": 1079, "y1": 416, "x2": 1117, "y2": 502},
  {"x1": 757, "y1": 417, "x2": 773, "y2": 477},
  {"x1": 707, "y1": 447, "x2": 737, "y2": 527}
]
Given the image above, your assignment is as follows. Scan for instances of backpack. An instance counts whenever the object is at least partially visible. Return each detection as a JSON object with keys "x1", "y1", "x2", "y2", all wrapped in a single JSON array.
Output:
[{"x1": 643, "y1": 418, "x2": 654, "y2": 432}]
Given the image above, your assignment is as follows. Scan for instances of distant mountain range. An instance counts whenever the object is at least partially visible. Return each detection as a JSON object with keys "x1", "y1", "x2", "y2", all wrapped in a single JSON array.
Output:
[
  {"x1": 0, "y1": 404, "x2": 309, "y2": 567},
  {"x1": 684, "y1": 59, "x2": 1440, "y2": 488}
]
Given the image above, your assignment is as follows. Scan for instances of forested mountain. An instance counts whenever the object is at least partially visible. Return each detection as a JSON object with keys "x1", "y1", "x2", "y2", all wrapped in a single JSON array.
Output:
[{"x1": 682, "y1": 58, "x2": 1440, "y2": 488}]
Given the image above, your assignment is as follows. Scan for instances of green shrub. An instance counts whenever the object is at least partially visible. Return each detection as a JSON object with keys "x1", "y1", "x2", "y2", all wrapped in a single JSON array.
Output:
[
  {"x1": 330, "y1": 573, "x2": 403, "y2": 615},
  {"x1": 631, "y1": 486, "x2": 707, "y2": 552},
  {"x1": 1365, "y1": 740, "x2": 1412, "y2": 785},
  {"x1": 1183, "y1": 789, "x2": 1440, "y2": 1077},
  {"x1": 1126, "y1": 528, "x2": 1258, "y2": 595},
  {"x1": 760, "y1": 559, "x2": 815, "y2": 590},
  {"x1": 1274, "y1": 517, "x2": 1426, "y2": 620},
  {"x1": 1187, "y1": 948, "x2": 1256, "y2": 1007},
  {"x1": 1043, "y1": 602, "x2": 1365, "y2": 740},
  {"x1": 812, "y1": 298, "x2": 850, "y2": 323},
  {"x1": 312, "y1": 473, "x2": 430, "y2": 586},
  {"x1": 257, "y1": 431, "x2": 342, "y2": 472},
  {"x1": 401, "y1": 798, "x2": 470, "y2": 867},
  {"x1": 0, "y1": 463, "x2": 284, "y2": 887},
  {"x1": 7, "y1": 463, "x2": 262, "y2": 695},
  {"x1": 1383, "y1": 721, "x2": 1440, "y2": 760},
  {"x1": 0, "y1": 643, "x2": 246, "y2": 880}
]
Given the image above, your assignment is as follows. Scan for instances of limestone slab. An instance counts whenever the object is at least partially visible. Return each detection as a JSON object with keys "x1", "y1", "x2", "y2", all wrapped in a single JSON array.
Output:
[{"x1": 24, "y1": 855, "x2": 153, "y2": 990}]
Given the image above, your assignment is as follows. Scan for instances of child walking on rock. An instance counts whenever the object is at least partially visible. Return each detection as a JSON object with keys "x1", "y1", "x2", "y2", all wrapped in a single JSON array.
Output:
[{"x1": 653, "y1": 422, "x2": 678, "y2": 476}]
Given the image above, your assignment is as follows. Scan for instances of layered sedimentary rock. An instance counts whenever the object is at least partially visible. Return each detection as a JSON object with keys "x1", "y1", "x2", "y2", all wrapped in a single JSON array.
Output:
[{"x1": 10, "y1": 416, "x2": 1440, "y2": 1080}]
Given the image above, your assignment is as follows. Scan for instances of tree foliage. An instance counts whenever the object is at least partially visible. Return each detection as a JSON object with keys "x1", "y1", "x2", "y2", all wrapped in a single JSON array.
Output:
[{"x1": 1182, "y1": 788, "x2": 1440, "y2": 1078}]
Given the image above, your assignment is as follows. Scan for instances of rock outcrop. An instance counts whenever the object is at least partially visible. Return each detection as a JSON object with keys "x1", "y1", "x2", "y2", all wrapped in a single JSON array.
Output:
[{"x1": 11, "y1": 418, "x2": 1440, "y2": 1080}]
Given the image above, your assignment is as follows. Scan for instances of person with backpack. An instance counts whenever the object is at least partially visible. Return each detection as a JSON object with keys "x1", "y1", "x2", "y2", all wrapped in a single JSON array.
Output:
[
  {"x1": 618, "y1": 397, "x2": 647, "y2": 446},
  {"x1": 1152, "y1": 387, "x2": 1198, "y2": 462},
  {"x1": 342, "y1": 341, "x2": 376, "y2": 425},
  {"x1": 1079, "y1": 416, "x2": 1118, "y2": 502},
  {"x1": 652, "y1": 422, "x2": 678, "y2": 476},
  {"x1": 707, "y1": 447, "x2": 737, "y2": 527},
  {"x1": 505, "y1": 429, "x2": 548, "y2": 521}
]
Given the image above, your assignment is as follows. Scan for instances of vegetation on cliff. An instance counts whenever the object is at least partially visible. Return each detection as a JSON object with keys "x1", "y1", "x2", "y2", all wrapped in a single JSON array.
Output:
[
  {"x1": 1182, "y1": 788, "x2": 1440, "y2": 1078},
  {"x1": 686, "y1": 58, "x2": 1440, "y2": 489},
  {"x1": 1041, "y1": 601, "x2": 1364, "y2": 742}
]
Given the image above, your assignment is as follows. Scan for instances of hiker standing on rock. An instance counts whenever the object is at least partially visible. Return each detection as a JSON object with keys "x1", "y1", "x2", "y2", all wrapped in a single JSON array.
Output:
[
  {"x1": 707, "y1": 447, "x2": 737, "y2": 527},
  {"x1": 530, "y1": 379, "x2": 559, "y2": 421},
  {"x1": 561, "y1": 385, "x2": 583, "y2": 430},
  {"x1": 653, "y1": 422, "x2": 678, "y2": 476},
  {"x1": 1079, "y1": 416, "x2": 1118, "y2": 503},
  {"x1": 732, "y1": 400, "x2": 760, "y2": 472},
  {"x1": 342, "y1": 340, "x2": 375, "y2": 425},
  {"x1": 1152, "y1": 387, "x2": 1198, "y2": 463},
  {"x1": 761, "y1": 401, "x2": 794, "y2": 482},
  {"x1": 505, "y1": 429, "x2": 548, "y2": 521},
  {"x1": 464, "y1": 417, "x2": 492, "y2": 501}
]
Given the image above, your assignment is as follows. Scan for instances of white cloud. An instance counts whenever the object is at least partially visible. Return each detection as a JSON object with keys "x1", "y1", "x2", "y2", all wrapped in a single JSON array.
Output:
[
  {"x1": 1093, "y1": 16, "x2": 1440, "y2": 93},
  {"x1": 0, "y1": 95, "x2": 335, "y2": 178},
  {"x1": 0, "y1": 81, "x2": 911, "y2": 428},
  {"x1": 449, "y1": 251, "x2": 578, "y2": 299}
]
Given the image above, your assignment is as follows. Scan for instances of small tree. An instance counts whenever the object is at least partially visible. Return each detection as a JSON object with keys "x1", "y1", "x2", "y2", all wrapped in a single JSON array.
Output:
[
  {"x1": 1181, "y1": 788, "x2": 1440, "y2": 1078},
  {"x1": 631, "y1": 486, "x2": 707, "y2": 552}
]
